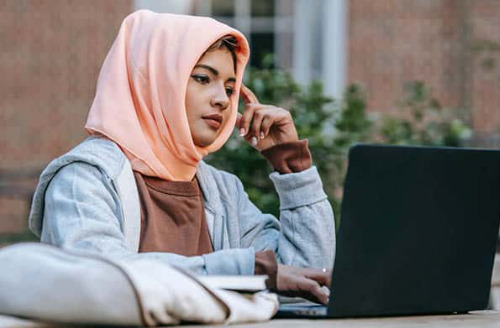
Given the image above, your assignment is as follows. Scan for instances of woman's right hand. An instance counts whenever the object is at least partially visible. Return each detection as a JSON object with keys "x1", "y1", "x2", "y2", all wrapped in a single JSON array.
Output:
[
  {"x1": 274, "y1": 265, "x2": 331, "y2": 305},
  {"x1": 237, "y1": 84, "x2": 299, "y2": 151}
]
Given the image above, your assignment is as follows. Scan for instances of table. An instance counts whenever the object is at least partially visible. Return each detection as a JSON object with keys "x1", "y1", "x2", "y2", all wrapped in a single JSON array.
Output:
[{"x1": 2, "y1": 311, "x2": 500, "y2": 328}]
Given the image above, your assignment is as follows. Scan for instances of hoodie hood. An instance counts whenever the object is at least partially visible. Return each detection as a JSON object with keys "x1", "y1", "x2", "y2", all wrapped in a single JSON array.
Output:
[
  {"x1": 28, "y1": 136, "x2": 127, "y2": 237},
  {"x1": 84, "y1": 10, "x2": 250, "y2": 181}
]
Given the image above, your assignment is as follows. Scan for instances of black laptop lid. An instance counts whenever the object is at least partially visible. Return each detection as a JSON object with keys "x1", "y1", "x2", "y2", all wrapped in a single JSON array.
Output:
[{"x1": 329, "y1": 144, "x2": 500, "y2": 317}]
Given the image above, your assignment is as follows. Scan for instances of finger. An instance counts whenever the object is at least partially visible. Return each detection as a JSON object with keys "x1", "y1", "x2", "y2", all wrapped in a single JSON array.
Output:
[
  {"x1": 250, "y1": 108, "x2": 274, "y2": 140},
  {"x1": 239, "y1": 103, "x2": 256, "y2": 136},
  {"x1": 296, "y1": 277, "x2": 329, "y2": 305},
  {"x1": 322, "y1": 286, "x2": 330, "y2": 298},
  {"x1": 259, "y1": 109, "x2": 287, "y2": 138},
  {"x1": 240, "y1": 84, "x2": 260, "y2": 105},
  {"x1": 237, "y1": 129, "x2": 258, "y2": 148},
  {"x1": 304, "y1": 268, "x2": 332, "y2": 287},
  {"x1": 242, "y1": 129, "x2": 259, "y2": 147},
  {"x1": 240, "y1": 103, "x2": 266, "y2": 137},
  {"x1": 235, "y1": 113, "x2": 242, "y2": 129},
  {"x1": 260, "y1": 116, "x2": 271, "y2": 139}
]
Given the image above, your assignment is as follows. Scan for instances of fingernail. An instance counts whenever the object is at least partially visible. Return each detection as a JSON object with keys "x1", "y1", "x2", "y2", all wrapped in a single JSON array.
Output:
[
  {"x1": 260, "y1": 132, "x2": 265, "y2": 139},
  {"x1": 240, "y1": 128, "x2": 246, "y2": 136},
  {"x1": 251, "y1": 136, "x2": 258, "y2": 146}
]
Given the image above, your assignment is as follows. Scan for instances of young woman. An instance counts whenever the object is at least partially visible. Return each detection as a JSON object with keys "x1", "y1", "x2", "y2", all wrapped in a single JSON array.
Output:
[{"x1": 28, "y1": 10, "x2": 335, "y2": 304}]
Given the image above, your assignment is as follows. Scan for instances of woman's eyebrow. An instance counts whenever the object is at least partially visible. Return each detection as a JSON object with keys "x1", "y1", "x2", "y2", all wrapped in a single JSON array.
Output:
[{"x1": 194, "y1": 64, "x2": 236, "y2": 82}]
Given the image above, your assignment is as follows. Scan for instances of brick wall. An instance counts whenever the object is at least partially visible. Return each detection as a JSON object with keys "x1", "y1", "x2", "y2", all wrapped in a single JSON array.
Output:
[
  {"x1": 2, "y1": 0, "x2": 500, "y2": 240},
  {"x1": 469, "y1": 0, "x2": 500, "y2": 137},
  {"x1": 348, "y1": 0, "x2": 500, "y2": 139},
  {"x1": 0, "y1": 0, "x2": 132, "y2": 236}
]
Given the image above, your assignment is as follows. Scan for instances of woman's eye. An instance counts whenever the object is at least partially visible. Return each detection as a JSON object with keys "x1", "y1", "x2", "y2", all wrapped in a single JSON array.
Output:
[
  {"x1": 192, "y1": 74, "x2": 209, "y2": 84},
  {"x1": 226, "y1": 87, "x2": 234, "y2": 96}
]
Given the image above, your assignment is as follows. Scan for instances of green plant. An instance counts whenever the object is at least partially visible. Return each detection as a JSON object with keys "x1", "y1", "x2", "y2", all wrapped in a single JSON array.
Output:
[
  {"x1": 379, "y1": 81, "x2": 471, "y2": 147},
  {"x1": 206, "y1": 66, "x2": 471, "y2": 227},
  {"x1": 206, "y1": 62, "x2": 339, "y2": 219},
  {"x1": 206, "y1": 65, "x2": 371, "y2": 223}
]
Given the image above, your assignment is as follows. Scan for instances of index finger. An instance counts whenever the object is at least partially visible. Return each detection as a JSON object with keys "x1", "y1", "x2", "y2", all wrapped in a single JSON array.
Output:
[
  {"x1": 304, "y1": 268, "x2": 332, "y2": 287},
  {"x1": 296, "y1": 277, "x2": 329, "y2": 305},
  {"x1": 240, "y1": 84, "x2": 260, "y2": 105}
]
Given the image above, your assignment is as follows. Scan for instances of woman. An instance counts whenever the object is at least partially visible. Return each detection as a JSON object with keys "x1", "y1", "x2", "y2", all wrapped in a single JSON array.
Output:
[{"x1": 28, "y1": 10, "x2": 335, "y2": 304}]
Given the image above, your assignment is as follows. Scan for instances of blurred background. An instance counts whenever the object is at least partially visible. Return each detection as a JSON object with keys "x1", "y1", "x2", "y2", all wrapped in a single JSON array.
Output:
[{"x1": 1, "y1": 0, "x2": 500, "y2": 246}]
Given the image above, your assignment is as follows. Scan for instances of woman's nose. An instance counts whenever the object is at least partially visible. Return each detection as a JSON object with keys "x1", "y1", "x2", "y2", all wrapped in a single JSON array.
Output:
[{"x1": 210, "y1": 85, "x2": 230, "y2": 110}]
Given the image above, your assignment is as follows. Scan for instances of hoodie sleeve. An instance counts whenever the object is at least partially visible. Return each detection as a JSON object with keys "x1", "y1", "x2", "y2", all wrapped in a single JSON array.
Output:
[
  {"x1": 236, "y1": 165, "x2": 336, "y2": 270},
  {"x1": 41, "y1": 162, "x2": 255, "y2": 275}
]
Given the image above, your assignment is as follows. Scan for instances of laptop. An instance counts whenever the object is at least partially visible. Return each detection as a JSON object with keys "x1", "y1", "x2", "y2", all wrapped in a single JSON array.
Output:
[{"x1": 277, "y1": 144, "x2": 500, "y2": 318}]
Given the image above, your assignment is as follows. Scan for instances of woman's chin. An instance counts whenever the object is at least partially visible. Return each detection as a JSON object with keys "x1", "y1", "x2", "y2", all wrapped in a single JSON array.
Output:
[{"x1": 193, "y1": 134, "x2": 217, "y2": 148}]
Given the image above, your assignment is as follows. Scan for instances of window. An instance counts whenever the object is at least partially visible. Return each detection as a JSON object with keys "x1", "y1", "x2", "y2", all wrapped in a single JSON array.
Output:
[
  {"x1": 212, "y1": 0, "x2": 234, "y2": 16},
  {"x1": 194, "y1": 0, "x2": 294, "y2": 70},
  {"x1": 135, "y1": 0, "x2": 347, "y2": 99}
]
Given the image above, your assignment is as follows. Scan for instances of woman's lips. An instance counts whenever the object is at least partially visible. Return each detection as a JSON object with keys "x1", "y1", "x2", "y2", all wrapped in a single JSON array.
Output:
[
  {"x1": 202, "y1": 113, "x2": 223, "y2": 129},
  {"x1": 203, "y1": 117, "x2": 221, "y2": 129}
]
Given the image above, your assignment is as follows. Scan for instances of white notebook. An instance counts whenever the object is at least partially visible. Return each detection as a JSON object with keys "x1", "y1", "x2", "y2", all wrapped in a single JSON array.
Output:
[{"x1": 198, "y1": 275, "x2": 268, "y2": 292}]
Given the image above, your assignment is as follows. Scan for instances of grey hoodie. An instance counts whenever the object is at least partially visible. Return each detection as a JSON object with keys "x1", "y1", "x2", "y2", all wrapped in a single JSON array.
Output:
[{"x1": 29, "y1": 136, "x2": 335, "y2": 275}]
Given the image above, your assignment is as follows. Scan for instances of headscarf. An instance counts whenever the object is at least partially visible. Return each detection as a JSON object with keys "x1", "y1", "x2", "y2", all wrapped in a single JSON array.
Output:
[{"x1": 84, "y1": 10, "x2": 250, "y2": 181}]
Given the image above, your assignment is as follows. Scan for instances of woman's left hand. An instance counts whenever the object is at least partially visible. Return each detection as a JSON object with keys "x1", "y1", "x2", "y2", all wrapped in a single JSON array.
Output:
[
  {"x1": 274, "y1": 265, "x2": 331, "y2": 305},
  {"x1": 235, "y1": 84, "x2": 298, "y2": 151}
]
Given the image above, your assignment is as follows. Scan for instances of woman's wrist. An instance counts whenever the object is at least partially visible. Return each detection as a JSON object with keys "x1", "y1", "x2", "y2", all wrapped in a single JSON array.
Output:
[
  {"x1": 260, "y1": 139, "x2": 312, "y2": 174},
  {"x1": 254, "y1": 250, "x2": 278, "y2": 289}
]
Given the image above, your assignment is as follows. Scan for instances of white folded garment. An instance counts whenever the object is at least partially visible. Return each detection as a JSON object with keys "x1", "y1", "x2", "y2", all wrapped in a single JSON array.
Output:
[{"x1": 0, "y1": 243, "x2": 278, "y2": 326}]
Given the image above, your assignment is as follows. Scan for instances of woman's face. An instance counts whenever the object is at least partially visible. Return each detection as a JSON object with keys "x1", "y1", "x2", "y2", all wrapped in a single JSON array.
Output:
[{"x1": 186, "y1": 48, "x2": 236, "y2": 147}]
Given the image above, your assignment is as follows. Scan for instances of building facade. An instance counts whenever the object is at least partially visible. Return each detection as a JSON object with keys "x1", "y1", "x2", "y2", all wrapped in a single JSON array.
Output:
[{"x1": 1, "y1": 0, "x2": 499, "y2": 237}]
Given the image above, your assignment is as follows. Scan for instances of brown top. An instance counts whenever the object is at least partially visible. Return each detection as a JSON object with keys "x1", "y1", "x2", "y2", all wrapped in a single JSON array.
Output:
[
  {"x1": 134, "y1": 140, "x2": 312, "y2": 279},
  {"x1": 260, "y1": 139, "x2": 312, "y2": 174},
  {"x1": 134, "y1": 172, "x2": 213, "y2": 256}
]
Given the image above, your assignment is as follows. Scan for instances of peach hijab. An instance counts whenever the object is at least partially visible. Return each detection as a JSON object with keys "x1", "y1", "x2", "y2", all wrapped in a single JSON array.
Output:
[{"x1": 84, "y1": 10, "x2": 250, "y2": 181}]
